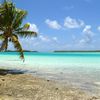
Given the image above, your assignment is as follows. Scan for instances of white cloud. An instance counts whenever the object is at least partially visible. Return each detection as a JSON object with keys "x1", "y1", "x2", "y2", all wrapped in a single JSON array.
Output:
[
  {"x1": 80, "y1": 20, "x2": 85, "y2": 27},
  {"x1": 45, "y1": 19, "x2": 61, "y2": 30},
  {"x1": 39, "y1": 35, "x2": 50, "y2": 42},
  {"x1": 79, "y1": 25, "x2": 94, "y2": 46},
  {"x1": 97, "y1": 26, "x2": 100, "y2": 31},
  {"x1": 39, "y1": 35, "x2": 58, "y2": 43},
  {"x1": 52, "y1": 37, "x2": 58, "y2": 41},
  {"x1": 28, "y1": 23, "x2": 39, "y2": 33},
  {"x1": 64, "y1": 16, "x2": 85, "y2": 29},
  {"x1": 79, "y1": 37, "x2": 92, "y2": 46},
  {"x1": 83, "y1": 25, "x2": 94, "y2": 37},
  {"x1": 83, "y1": 25, "x2": 91, "y2": 33}
]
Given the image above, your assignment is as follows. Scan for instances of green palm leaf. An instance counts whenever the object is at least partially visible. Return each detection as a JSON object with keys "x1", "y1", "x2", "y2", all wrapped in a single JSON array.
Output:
[
  {"x1": 0, "y1": 37, "x2": 8, "y2": 51},
  {"x1": 0, "y1": 0, "x2": 37, "y2": 60},
  {"x1": 11, "y1": 35, "x2": 24, "y2": 60},
  {"x1": 16, "y1": 31, "x2": 37, "y2": 37},
  {"x1": 0, "y1": 34, "x2": 4, "y2": 40},
  {"x1": 12, "y1": 10, "x2": 27, "y2": 30}
]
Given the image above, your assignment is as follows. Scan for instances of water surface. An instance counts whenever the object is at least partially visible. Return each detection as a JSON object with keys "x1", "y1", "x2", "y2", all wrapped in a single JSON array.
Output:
[{"x1": 0, "y1": 52, "x2": 100, "y2": 95}]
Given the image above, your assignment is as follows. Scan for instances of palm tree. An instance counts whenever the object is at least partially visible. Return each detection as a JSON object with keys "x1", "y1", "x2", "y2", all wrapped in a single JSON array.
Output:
[{"x1": 0, "y1": 0, "x2": 37, "y2": 60}]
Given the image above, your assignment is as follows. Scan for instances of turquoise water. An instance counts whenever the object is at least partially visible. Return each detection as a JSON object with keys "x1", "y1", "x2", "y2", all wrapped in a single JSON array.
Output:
[{"x1": 0, "y1": 52, "x2": 100, "y2": 94}]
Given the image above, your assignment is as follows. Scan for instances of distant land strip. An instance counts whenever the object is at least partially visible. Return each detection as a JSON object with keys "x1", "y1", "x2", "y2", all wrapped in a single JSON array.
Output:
[
  {"x1": 54, "y1": 50, "x2": 100, "y2": 52},
  {"x1": 0, "y1": 50, "x2": 38, "y2": 52}
]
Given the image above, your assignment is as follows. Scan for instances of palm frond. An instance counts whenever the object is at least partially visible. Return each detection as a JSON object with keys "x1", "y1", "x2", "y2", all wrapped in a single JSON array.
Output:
[
  {"x1": 16, "y1": 31, "x2": 37, "y2": 37},
  {"x1": 11, "y1": 35, "x2": 24, "y2": 60},
  {"x1": 0, "y1": 34, "x2": 4, "y2": 40},
  {"x1": 12, "y1": 10, "x2": 27, "y2": 30},
  {"x1": 0, "y1": 0, "x2": 37, "y2": 60},
  {"x1": 14, "y1": 27, "x2": 24, "y2": 32},
  {"x1": 0, "y1": 1, "x2": 14, "y2": 27},
  {"x1": 0, "y1": 37, "x2": 8, "y2": 51},
  {"x1": 12, "y1": 34, "x2": 18, "y2": 39}
]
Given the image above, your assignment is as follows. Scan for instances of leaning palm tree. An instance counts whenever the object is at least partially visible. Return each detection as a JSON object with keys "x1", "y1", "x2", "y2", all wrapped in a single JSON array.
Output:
[{"x1": 0, "y1": 0, "x2": 37, "y2": 60}]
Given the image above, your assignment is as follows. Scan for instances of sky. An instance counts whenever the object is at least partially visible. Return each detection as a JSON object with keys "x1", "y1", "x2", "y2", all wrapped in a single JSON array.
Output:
[{"x1": 2, "y1": 0, "x2": 100, "y2": 51}]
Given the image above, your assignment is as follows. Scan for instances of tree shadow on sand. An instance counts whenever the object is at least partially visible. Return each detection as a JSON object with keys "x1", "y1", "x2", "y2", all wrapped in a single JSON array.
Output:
[{"x1": 0, "y1": 69, "x2": 25, "y2": 75}]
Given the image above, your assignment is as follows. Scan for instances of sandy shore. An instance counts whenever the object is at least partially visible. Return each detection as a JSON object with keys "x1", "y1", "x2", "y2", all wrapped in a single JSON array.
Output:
[{"x1": 0, "y1": 73, "x2": 99, "y2": 100}]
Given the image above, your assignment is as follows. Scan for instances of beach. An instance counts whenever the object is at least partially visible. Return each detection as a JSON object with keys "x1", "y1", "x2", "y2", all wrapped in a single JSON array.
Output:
[
  {"x1": 0, "y1": 73, "x2": 100, "y2": 100},
  {"x1": 1, "y1": 0, "x2": 100, "y2": 99},
  {"x1": 0, "y1": 52, "x2": 100, "y2": 99}
]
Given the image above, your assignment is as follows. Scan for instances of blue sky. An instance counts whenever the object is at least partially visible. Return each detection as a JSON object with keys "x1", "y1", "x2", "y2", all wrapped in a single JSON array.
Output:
[{"x1": 9, "y1": 0, "x2": 100, "y2": 51}]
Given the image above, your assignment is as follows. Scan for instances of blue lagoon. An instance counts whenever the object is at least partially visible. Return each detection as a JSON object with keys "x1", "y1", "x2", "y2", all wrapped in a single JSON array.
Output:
[{"x1": 0, "y1": 52, "x2": 100, "y2": 95}]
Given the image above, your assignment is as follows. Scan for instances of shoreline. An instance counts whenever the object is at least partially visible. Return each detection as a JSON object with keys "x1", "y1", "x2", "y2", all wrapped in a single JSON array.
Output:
[{"x1": 0, "y1": 71, "x2": 100, "y2": 100}]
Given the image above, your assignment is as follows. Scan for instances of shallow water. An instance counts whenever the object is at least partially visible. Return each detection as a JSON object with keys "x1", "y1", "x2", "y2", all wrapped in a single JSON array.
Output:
[{"x1": 0, "y1": 52, "x2": 100, "y2": 95}]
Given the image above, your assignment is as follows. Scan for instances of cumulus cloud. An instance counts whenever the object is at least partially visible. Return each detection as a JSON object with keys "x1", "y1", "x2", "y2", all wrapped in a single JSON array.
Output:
[
  {"x1": 28, "y1": 23, "x2": 39, "y2": 33},
  {"x1": 39, "y1": 34, "x2": 58, "y2": 43},
  {"x1": 79, "y1": 37, "x2": 92, "y2": 46},
  {"x1": 64, "y1": 16, "x2": 85, "y2": 29},
  {"x1": 20, "y1": 34, "x2": 59, "y2": 51},
  {"x1": 79, "y1": 25, "x2": 94, "y2": 46},
  {"x1": 39, "y1": 35, "x2": 50, "y2": 42},
  {"x1": 97, "y1": 26, "x2": 100, "y2": 31},
  {"x1": 52, "y1": 37, "x2": 58, "y2": 41},
  {"x1": 83, "y1": 25, "x2": 94, "y2": 37},
  {"x1": 45, "y1": 19, "x2": 61, "y2": 30},
  {"x1": 45, "y1": 17, "x2": 85, "y2": 30}
]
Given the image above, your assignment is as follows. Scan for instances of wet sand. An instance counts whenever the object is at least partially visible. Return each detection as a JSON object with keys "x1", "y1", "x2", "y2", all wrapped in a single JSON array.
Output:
[{"x1": 0, "y1": 73, "x2": 100, "y2": 100}]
